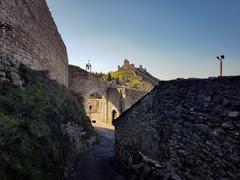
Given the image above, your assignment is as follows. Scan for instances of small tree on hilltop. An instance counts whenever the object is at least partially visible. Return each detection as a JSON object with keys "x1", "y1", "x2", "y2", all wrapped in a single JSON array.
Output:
[{"x1": 107, "y1": 73, "x2": 112, "y2": 81}]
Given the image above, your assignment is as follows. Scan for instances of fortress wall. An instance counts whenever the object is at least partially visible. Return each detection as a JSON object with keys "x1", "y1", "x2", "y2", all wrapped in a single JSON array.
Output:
[{"x1": 0, "y1": 0, "x2": 68, "y2": 86}]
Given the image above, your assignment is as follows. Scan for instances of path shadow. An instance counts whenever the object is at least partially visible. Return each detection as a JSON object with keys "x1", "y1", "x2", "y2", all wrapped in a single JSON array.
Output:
[{"x1": 70, "y1": 125, "x2": 126, "y2": 180}]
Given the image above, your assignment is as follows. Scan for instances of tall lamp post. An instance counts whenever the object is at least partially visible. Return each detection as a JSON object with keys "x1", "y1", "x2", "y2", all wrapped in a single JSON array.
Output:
[{"x1": 216, "y1": 55, "x2": 225, "y2": 77}]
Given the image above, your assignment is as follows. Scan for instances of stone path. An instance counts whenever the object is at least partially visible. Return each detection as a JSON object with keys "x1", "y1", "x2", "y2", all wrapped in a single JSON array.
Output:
[{"x1": 71, "y1": 123, "x2": 126, "y2": 180}]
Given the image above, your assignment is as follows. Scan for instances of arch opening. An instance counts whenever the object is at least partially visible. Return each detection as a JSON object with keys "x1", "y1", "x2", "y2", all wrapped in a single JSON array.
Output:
[
  {"x1": 85, "y1": 92, "x2": 107, "y2": 124},
  {"x1": 112, "y1": 109, "x2": 118, "y2": 122},
  {"x1": 82, "y1": 87, "x2": 123, "y2": 125}
]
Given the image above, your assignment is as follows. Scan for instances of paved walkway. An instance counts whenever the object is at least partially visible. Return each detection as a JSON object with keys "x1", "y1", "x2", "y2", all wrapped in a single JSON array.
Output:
[{"x1": 71, "y1": 123, "x2": 126, "y2": 180}]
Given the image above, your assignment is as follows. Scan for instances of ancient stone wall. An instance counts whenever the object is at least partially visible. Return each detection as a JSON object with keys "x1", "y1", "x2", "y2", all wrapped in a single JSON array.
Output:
[
  {"x1": 114, "y1": 76, "x2": 240, "y2": 179},
  {"x1": 134, "y1": 68, "x2": 159, "y2": 86},
  {"x1": 0, "y1": 0, "x2": 68, "y2": 86},
  {"x1": 69, "y1": 65, "x2": 107, "y2": 98},
  {"x1": 123, "y1": 88, "x2": 148, "y2": 110},
  {"x1": 86, "y1": 98, "x2": 105, "y2": 123},
  {"x1": 0, "y1": 56, "x2": 24, "y2": 86},
  {"x1": 106, "y1": 88, "x2": 123, "y2": 124}
]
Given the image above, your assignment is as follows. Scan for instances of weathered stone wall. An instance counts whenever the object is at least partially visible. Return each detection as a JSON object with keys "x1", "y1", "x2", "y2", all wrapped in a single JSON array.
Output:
[
  {"x1": 106, "y1": 88, "x2": 123, "y2": 124},
  {"x1": 0, "y1": 55, "x2": 24, "y2": 86},
  {"x1": 69, "y1": 65, "x2": 107, "y2": 98},
  {"x1": 86, "y1": 98, "x2": 106, "y2": 123},
  {"x1": 114, "y1": 76, "x2": 240, "y2": 179},
  {"x1": 0, "y1": 0, "x2": 68, "y2": 86},
  {"x1": 123, "y1": 88, "x2": 148, "y2": 110},
  {"x1": 134, "y1": 68, "x2": 159, "y2": 87}
]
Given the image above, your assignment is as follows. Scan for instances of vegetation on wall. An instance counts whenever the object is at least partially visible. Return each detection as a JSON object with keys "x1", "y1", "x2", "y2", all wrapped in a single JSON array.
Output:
[
  {"x1": 0, "y1": 64, "x2": 94, "y2": 179},
  {"x1": 89, "y1": 92, "x2": 103, "y2": 99}
]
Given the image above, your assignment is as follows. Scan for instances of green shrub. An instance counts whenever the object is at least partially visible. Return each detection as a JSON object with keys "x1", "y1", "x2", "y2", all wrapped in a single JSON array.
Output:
[{"x1": 0, "y1": 64, "x2": 94, "y2": 179}]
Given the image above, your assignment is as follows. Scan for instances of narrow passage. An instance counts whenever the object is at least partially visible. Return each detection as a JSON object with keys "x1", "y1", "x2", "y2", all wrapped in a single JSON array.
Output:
[{"x1": 71, "y1": 123, "x2": 126, "y2": 180}]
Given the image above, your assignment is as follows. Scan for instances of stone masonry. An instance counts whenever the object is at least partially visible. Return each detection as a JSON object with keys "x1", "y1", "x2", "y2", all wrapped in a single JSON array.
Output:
[
  {"x1": 0, "y1": 0, "x2": 68, "y2": 86},
  {"x1": 0, "y1": 55, "x2": 24, "y2": 86},
  {"x1": 114, "y1": 76, "x2": 240, "y2": 180},
  {"x1": 69, "y1": 65, "x2": 149, "y2": 124}
]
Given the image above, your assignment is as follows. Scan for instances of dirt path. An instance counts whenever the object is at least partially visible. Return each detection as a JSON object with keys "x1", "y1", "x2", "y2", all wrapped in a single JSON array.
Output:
[{"x1": 71, "y1": 123, "x2": 126, "y2": 180}]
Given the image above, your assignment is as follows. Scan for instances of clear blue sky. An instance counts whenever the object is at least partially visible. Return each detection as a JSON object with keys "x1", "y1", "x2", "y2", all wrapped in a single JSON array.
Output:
[{"x1": 46, "y1": 0, "x2": 240, "y2": 80}]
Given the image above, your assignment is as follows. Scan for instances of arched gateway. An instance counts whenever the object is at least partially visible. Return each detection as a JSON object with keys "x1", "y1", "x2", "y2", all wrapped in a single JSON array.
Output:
[{"x1": 68, "y1": 65, "x2": 148, "y2": 125}]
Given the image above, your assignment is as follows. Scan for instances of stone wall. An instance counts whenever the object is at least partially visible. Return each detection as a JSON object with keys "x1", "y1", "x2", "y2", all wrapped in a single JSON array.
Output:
[
  {"x1": 0, "y1": 55, "x2": 24, "y2": 86},
  {"x1": 114, "y1": 76, "x2": 240, "y2": 179},
  {"x1": 86, "y1": 98, "x2": 106, "y2": 123},
  {"x1": 0, "y1": 0, "x2": 68, "y2": 86},
  {"x1": 69, "y1": 65, "x2": 107, "y2": 98},
  {"x1": 134, "y1": 68, "x2": 159, "y2": 87},
  {"x1": 106, "y1": 88, "x2": 123, "y2": 123},
  {"x1": 123, "y1": 88, "x2": 148, "y2": 110}
]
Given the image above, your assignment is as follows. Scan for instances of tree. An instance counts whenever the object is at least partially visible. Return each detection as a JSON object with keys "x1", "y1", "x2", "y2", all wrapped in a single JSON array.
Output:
[{"x1": 107, "y1": 73, "x2": 112, "y2": 81}]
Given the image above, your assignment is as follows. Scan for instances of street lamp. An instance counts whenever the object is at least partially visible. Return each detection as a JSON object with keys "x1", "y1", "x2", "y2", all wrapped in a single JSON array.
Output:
[{"x1": 216, "y1": 55, "x2": 225, "y2": 77}]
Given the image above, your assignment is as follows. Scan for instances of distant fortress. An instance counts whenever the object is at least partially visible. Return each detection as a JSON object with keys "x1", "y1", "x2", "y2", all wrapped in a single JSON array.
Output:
[{"x1": 118, "y1": 59, "x2": 146, "y2": 72}]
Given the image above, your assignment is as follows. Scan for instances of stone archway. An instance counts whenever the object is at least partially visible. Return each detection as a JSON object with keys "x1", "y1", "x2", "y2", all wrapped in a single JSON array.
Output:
[
  {"x1": 68, "y1": 66, "x2": 119, "y2": 124},
  {"x1": 112, "y1": 109, "x2": 118, "y2": 122},
  {"x1": 68, "y1": 65, "x2": 149, "y2": 125},
  {"x1": 84, "y1": 89, "x2": 108, "y2": 124}
]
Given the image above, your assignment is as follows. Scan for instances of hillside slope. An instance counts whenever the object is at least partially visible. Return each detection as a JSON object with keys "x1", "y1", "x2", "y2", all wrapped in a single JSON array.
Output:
[
  {"x1": 0, "y1": 64, "x2": 95, "y2": 179},
  {"x1": 102, "y1": 69, "x2": 158, "y2": 91}
]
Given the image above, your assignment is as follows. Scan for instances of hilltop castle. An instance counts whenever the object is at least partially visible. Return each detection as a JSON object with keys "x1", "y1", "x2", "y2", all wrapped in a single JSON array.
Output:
[{"x1": 118, "y1": 59, "x2": 146, "y2": 72}]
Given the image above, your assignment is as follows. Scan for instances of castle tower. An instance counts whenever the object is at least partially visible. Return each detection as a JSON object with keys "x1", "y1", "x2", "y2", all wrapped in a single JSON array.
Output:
[
  {"x1": 124, "y1": 59, "x2": 129, "y2": 66},
  {"x1": 123, "y1": 59, "x2": 130, "y2": 70}
]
